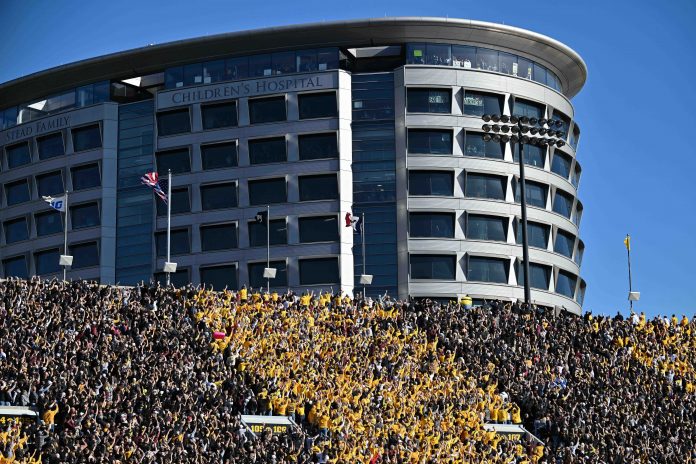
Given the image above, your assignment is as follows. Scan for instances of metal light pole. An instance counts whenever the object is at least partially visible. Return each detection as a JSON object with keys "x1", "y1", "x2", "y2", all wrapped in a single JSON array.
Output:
[
  {"x1": 266, "y1": 204, "x2": 270, "y2": 294},
  {"x1": 482, "y1": 113, "x2": 567, "y2": 307}
]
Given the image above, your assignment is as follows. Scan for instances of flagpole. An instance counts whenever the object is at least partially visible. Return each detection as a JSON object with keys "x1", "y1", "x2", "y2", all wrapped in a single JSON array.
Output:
[
  {"x1": 63, "y1": 190, "x2": 69, "y2": 282},
  {"x1": 361, "y1": 212, "x2": 366, "y2": 298},
  {"x1": 166, "y1": 169, "x2": 172, "y2": 286},
  {"x1": 266, "y1": 204, "x2": 270, "y2": 294},
  {"x1": 626, "y1": 234, "x2": 633, "y2": 311}
]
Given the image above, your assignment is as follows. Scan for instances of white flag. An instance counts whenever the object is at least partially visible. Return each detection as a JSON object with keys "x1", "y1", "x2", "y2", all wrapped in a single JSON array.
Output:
[{"x1": 42, "y1": 195, "x2": 66, "y2": 212}]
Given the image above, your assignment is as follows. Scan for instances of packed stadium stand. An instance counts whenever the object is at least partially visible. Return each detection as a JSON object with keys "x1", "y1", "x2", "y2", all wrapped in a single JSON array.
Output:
[{"x1": 0, "y1": 278, "x2": 694, "y2": 463}]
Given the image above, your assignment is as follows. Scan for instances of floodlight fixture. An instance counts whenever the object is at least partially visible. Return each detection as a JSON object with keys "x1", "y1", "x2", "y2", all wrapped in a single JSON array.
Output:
[
  {"x1": 501, "y1": 115, "x2": 510, "y2": 123},
  {"x1": 529, "y1": 117, "x2": 538, "y2": 125},
  {"x1": 482, "y1": 114, "x2": 492, "y2": 122},
  {"x1": 491, "y1": 114, "x2": 501, "y2": 122},
  {"x1": 483, "y1": 134, "x2": 492, "y2": 142},
  {"x1": 482, "y1": 124, "x2": 492, "y2": 132},
  {"x1": 492, "y1": 124, "x2": 501, "y2": 133}
]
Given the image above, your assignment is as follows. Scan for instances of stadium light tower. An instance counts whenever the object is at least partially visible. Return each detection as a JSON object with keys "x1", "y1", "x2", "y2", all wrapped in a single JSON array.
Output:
[{"x1": 481, "y1": 113, "x2": 566, "y2": 306}]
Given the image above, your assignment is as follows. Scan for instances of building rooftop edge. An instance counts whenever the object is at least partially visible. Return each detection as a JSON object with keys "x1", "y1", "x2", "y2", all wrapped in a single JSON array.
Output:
[{"x1": 0, "y1": 17, "x2": 587, "y2": 105}]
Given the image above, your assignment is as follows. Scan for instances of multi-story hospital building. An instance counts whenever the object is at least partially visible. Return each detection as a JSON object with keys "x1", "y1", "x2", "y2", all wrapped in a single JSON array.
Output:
[{"x1": 0, "y1": 17, "x2": 587, "y2": 312}]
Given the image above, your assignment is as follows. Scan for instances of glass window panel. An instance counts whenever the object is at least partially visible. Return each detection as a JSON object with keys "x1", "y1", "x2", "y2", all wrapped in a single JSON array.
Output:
[
  {"x1": 76, "y1": 85, "x2": 94, "y2": 106},
  {"x1": 37, "y1": 132, "x2": 65, "y2": 160},
  {"x1": 71, "y1": 202, "x2": 100, "y2": 229},
  {"x1": 249, "y1": 54, "x2": 273, "y2": 77},
  {"x1": 272, "y1": 51, "x2": 296, "y2": 75},
  {"x1": 514, "y1": 179, "x2": 547, "y2": 208},
  {"x1": 512, "y1": 99, "x2": 544, "y2": 120},
  {"x1": 249, "y1": 96, "x2": 286, "y2": 124},
  {"x1": 298, "y1": 133, "x2": 338, "y2": 160},
  {"x1": 297, "y1": 50, "x2": 318, "y2": 72},
  {"x1": 516, "y1": 221, "x2": 549, "y2": 249},
  {"x1": 409, "y1": 213, "x2": 454, "y2": 238},
  {"x1": 183, "y1": 63, "x2": 203, "y2": 86},
  {"x1": 575, "y1": 243, "x2": 585, "y2": 266},
  {"x1": 464, "y1": 132, "x2": 503, "y2": 159},
  {"x1": 226, "y1": 57, "x2": 249, "y2": 80},
  {"x1": 93, "y1": 81, "x2": 111, "y2": 103},
  {"x1": 71, "y1": 163, "x2": 101, "y2": 190},
  {"x1": 248, "y1": 137, "x2": 286, "y2": 165},
  {"x1": 157, "y1": 110, "x2": 190, "y2": 136},
  {"x1": 556, "y1": 270, "x2": 577, "y2": 298},
  {"x1": 72, "y1": 124, "x2": 102, "y2": 151},
  {"x1": 406, "y1": 88, "x2": 451, "y2": 113},
  {"x1": 517, "y1": 57, "x2": 534, "y2": 80},
  {"x1": 203, "y1": 60, "x2": 225, "y2": 84},
  {"x1": 299, "y1": 216, "x2": 338, "y2": 243},
  {"x1": 200, "y1": 265, "x2": 238, "y2": 290},
  {"x1": 577, "y1": 282, "x2": 586, "y2": 305},
  {"x1": 201, "y1": 183, "x2": 237, "y2": 210},
  {"x1": 476, "y1": 48, "x2": 499, "y2": 71},
  {"x1": 3, "y1": 107, "x2": 18, "y2": 129},
  {"x1": 451, "y1": 45, "x2": 476, "y2": 68},
  {"x1": 165, "y1": 66, "x2": 184, "y2": 89},
  {"x1": 6, "y1": 142, "x2": 31, "y2": 168},
  {"x1": 408, "y1": 171, "x2": 453, "y2": 196},
  {"x1": 156, "y1": 148, "x2": 190, "y2": 174},
  {"x1": 70, "y1": 242, "x2": 99, "y2": 269},
  {"x1": 425, "y1": 43, "x2": 451, "y2": 66},
  {"x1": 410, "y1": 255, "x2": 455, "y2": 280},
  {"x1": 155, "y1": 229, "x2": 189, "y2": 257},
  {"x1": 554, "y1": 229, "x2": 576, "y2": 258},
  {"x1": 248, "y1": 178, "x2": 286, "y2": 205},
  {"x1": 570, "y1": 125, "x2": 580, "y2": 150},
  {"x1": 553, "y1": 190, "x2": 574, "y2": 218},
  {"x1": 513, "y1": 143, "x2": 545, "y2": 168},
  {"x1": 533, "y1": 63, "x2": 547, "y2": 85},
  {"x1": 201, "y1": 223, "x2": 238, "y2": 251},
  {"x1": 35, "y1": 249, "x2": 60, "y2": 275},
  {"x1": 551, "y1": 111, "x2": 571, "y2": 140},
  {"x1": 499, "y1": 52, "x2": 517, "y2": 76},
  {"x1": 3, "y1": 256, "x2": 28, "y2": 279},
  {"x1": 406, "y1": 44, "x2": 426, "y2": 64},
  {"x1": 249, "y1": 219, "x2": 287, "y2": 247},
  {"x1": 467, "y1": 256, "x2": 508, "y2": 283},
  {"x1": 517, "y1": 262, "x2": 551, "y2": 290},
  {"x1": 4, "y1": 217, "x2": 28, "y2": 244},
  {"x1": 465, "y1": 173, "x2": 506, "y2": 200},
  {"x1": 299, "y1": 92, "x2": 337, "y2": 119},
  {"x1": 408, "y1": 129, "x2": 452, "y2": 154},
  {"x1": 574, "y1": 204, "x2": 583, "y2": 227},
  {"x1": 316, "y1": 48, "x2": 338, "y2": 71},
  {"x1": 466, "y1": 215, "x2": 507, "y2": 242},
  {"x1": 5, "y1": 179, "x2": 30, "y2": 206},
  {"x1": 36, "y1": 210, "x2": 63, "y2": 236},
  {"x1": 463, "y1": 91, "x2": 503, "y2": 116},
  {"x1": 299, "y1": 257, "x2": 339, "y2": 285},
  {"x1": 36, "y1": 171, "x2": 64, "y2": 197},
  {"x1": 249, "y1": 260, "x2": 287, "y2": 288},
  {"x1": 551, "y1": 151, "x2": 572, "y2": 179},
  {"x1": 157, "y1": 187, "x2": 190, "y2": 216},
  {"x1": 299, "y1": 174, "x2": 337, "y2": 201},
  {"x1": 155, "y1": 269, "x2": 189, "y2": 287},
  {"x1": 202, "y1": 102, "x2": 238, "y2": 130},
  {"x1": 201, "y1": 142, "x2": 238, "y2": 170},
  {"x1": 547, "y1": 72, "x2": 561, "y2": 92}
]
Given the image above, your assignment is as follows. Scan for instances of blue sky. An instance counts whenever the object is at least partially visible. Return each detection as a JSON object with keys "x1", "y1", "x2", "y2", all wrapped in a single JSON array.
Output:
[{"x1": 1, "y1": 0, "x2": 694, "y2": 318}]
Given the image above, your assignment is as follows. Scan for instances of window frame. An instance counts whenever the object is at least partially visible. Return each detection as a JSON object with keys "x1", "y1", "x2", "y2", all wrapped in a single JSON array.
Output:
[
  {"x1": 298, "y1": 256, "x2": 340, "y2": 286},
  {"x1": 248, "y1": 218, "x2": 288, "y2": 248},
  {"x1": 5, "y1": 141, "x2": 32, "y2": 168},
  {"x1": 155, "y1": 147, "x2": 191, "y2": 175},
  {"x1": 35, "y1": 209, "x2": 63, "y2": 237},
  {"x1": 200, "y1": 222, "x2": 239, "y2": 252},
  {"x1": 407, "y1": 128, "x2": 453, "y2": 155},
  {"x1": 248, "y1": 136, "x2": 287, "y2": 165},
  {"x1": 248, "y1": 95, "x2": 287, "y2": 124},
  {"x1": 201, "y1": 100, "x2": 238, "y2": 130},
  {"x1": 71, "y1": 123, "x2": 103, "y2": 152},
  {"x1": 465, "y1": 172, "x2": 507, "y2": 201},
  {"x1": 298, "y1": 174, "x2": 338, "y2": 202},
  {"x1": 297, "y1": 132, "x2": 339, "y2": 161},
  {"x1": 408, "y1": 212, "x2": 455, "y2": 238},
  {"x1": 156, "y1": 109, "x2": 192, "y2": 137},
  {"x1": 36, "y1": 131, "x2": 65, "y2": 160},
  {"x1": 406, "y1": 87, "x2": 452, "y2": 114},
  {"x1": 248, "y1": 259, "x2": 288, "y2": 288},
  {"x1": 199, "y1": 263, "x2": 239, "y2": 291},
  {"x1": 298, "y1": 215, "x2": 339, "y2": 243},
  {"x1": 3, "y1": 216, "x2": 29, "y2": 244},
  {"x1": 70, "y1": 162, "x2": 101, "y2": 191},
  {"x1": 248, "y1": 177, "x2": 287, "y2": 206},
  {"x1": 408, "y1": 170, "x2": 454, "y2": 196},
  {"x1": 465, "y1": 214, "x2": 508, "y2": 242},
  {"x1": 70, "y1": 201, "x2": 101, "y2": 230},
  {"x1": 409, "y1": 254, "x2": 457, "y2": 280},
  {"x1": 200, "y1": 141, "x2": 238, "y2": 170},
  {"x1": 5, "y1": 178, "x2": 31, "y2": 206},
  {"x1": 155, "y1": 227, "x2": 191, "y2": 257},
  {"x1": 34, "y1": 247, "x2": 61, "y2": 276},
  {"x1": 35, "y1": 170, "x2": 65, "y2": 197},
  {"x1": 466, "y1": 255, "x2": 509, "y2": 283},
  {"x1": 298, "y1": 91, "x2": 338, "y2": 120},
  {"x1": 69, "y1": 241, "x2": 100, "y2": 269},
  {"x1": 200, "y1": 181, "x2": 238, "y2": 211}
]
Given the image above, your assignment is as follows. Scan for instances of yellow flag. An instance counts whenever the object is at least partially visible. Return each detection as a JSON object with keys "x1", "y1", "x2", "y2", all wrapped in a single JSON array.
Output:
[{"x1": 623, "y1": 235, "x2": 630, "y2": 251}]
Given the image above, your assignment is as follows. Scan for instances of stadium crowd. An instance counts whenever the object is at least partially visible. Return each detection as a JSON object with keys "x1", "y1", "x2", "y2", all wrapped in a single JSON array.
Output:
[{"x1": 0, "y1": 277, "x2": 693, "y2": 463}]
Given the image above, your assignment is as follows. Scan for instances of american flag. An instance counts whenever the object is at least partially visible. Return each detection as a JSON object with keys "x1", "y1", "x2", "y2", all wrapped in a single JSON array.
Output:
[{"x1": 140, "y1": 172, "x2": 168, "y2": 204}]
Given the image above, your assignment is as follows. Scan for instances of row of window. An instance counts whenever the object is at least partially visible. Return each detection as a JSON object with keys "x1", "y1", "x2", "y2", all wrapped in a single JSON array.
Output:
[
  {"x1": 409, "y1": 254, "x2": 579, "y2": 299},
  {"x1": 2, "y1": 241, "x2": 100, "y2": 277},
  {"x1": 1, "y1": 82, "x2": 110, "y2": 130},
  {"x1": 407, "y1": 129, "x2": 581, "y2": 185},
  {"x1": 154, "y1": 215, "x2": 341, "y2": 256},
  {"x1": 155, "y1": 132, "x2": 338, "y2": 173},
  {"x1": 157, "y1": 174, "x2": 339, "y2": 214},
  {"x1": 1, "y1": 163, "x2": 100, "y2": 207},
  {"x1": 2, "y1": 202, "x2": 100, "y2": 244},
  {"x1": 409, "y1": 212, "x2": 583, "y2": 264},
  {"x1": 406, "y1": 43, "x2": 562, "y2": 91},
  {"x1": 406, "y1": 89, "x2": 580, "y2": 151},
  {"x1": 408, "y1": 170, "x2": 581, "y2": 223},
  {"x1": 2, "y1": 125, "x2": 102, "y2": 170},
  {"x1": 164, "y1": 48, "x2": 340, "y2": 89},
  {"x1": 158, "y1": 92, "x2": 338, "y2": 136}
]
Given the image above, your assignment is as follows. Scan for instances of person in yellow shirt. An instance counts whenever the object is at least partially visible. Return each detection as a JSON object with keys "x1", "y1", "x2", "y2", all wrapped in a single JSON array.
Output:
[{"x1": 42, "y1": 402, "x2": 59, "y2": 431}]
